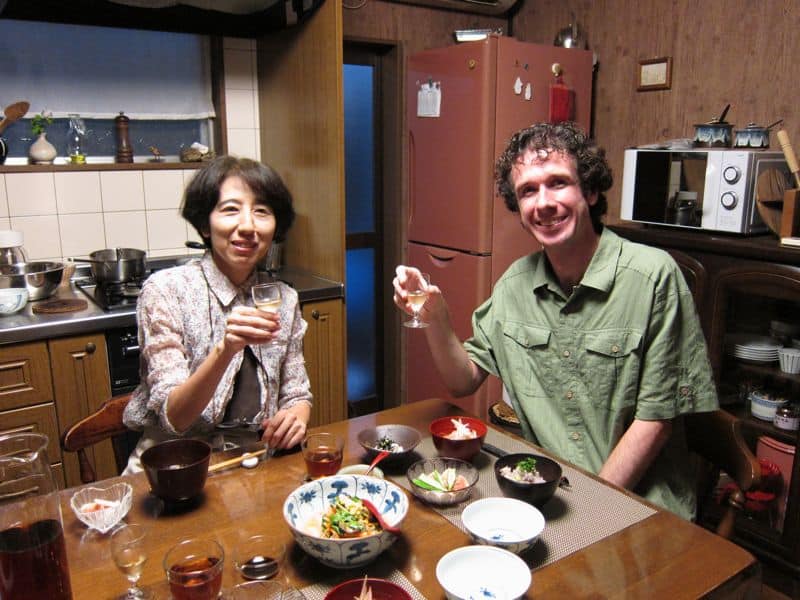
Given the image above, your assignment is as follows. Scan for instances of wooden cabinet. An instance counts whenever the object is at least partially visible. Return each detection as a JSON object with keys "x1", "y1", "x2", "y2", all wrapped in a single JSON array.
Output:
[
  {"x1": 612, "y1": 224, "x2": 800, "y2": 577},
  {"x1": 0, "y1": 334, "x2": 114, "y2": 489},
  {"x1": 303, "y1": 299, "x2": 347, "y2": 427}
]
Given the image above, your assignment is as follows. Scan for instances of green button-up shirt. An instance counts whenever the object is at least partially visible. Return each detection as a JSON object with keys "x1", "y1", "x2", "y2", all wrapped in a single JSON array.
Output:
[{"x1": 464, "y1": 228, "x2": 718, "y2": 520}]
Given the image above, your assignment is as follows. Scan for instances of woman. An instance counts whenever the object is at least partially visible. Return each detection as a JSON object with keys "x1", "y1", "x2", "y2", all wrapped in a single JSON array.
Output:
[{"x1": 123, "y1": 156, "x2": 312, "y2": 473}]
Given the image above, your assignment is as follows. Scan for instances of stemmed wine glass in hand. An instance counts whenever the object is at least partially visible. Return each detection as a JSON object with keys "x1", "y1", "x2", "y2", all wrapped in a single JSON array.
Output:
[
  {"x1": 110, "y1": 524, "x2": 152, "y2": 600},
  {"x1": 252, "y1": 283, "x2": 282, "y2": 345},
  {"x1": 404, "y1": 272, "x2": 431, "y2": 329}
]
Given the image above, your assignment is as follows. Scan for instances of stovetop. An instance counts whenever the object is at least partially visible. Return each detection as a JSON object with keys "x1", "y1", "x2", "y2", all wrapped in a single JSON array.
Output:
[{"x1": 74, "y1": 280, "x2": 143, "y2": 311}]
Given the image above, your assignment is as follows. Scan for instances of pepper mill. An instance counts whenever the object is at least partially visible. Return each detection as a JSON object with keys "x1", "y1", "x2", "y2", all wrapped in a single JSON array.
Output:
[{"x1": 114, "y1": 111, "x2": 133, "y2": 163}]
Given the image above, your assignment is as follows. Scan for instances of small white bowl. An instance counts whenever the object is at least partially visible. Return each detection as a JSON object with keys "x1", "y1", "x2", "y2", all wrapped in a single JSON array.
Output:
[
  {"x1": 0, "y1": 287, "x2": 28, "y2": 315},
  {"x1": 436, "y1": 545, "x2": 531, "y2": 600},
  {"x1": 750, "y1": 391, "x2": 789, "y2": 421},
  {"x1": 337, "y1": 463, "x2": 385, "y2": 479},
  {"x1": 461, "y1": 497, "x2": 544, "y2": 555},
  {"x1": 70, "y1": 482, "x2": 133, "y2": 534},
  {"x1": 778, "y1": 348, "x2": 800, "y2": 374}
]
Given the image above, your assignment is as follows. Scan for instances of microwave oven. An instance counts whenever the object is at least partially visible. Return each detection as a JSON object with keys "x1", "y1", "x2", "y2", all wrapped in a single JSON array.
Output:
[{"x1": 620, "y1": 148, "x2": 791, "y2": 234}]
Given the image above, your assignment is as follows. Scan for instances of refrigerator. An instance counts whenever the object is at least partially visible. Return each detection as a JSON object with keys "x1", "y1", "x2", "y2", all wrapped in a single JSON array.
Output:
[{"x1": 406, "y1": 35, "x2": 593, "y2": 417}]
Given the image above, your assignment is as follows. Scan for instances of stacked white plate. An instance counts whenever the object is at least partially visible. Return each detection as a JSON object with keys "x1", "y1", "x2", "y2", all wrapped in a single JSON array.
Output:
[{"x1": 726, "y1": 334, "x2": 782, "y2": 363}]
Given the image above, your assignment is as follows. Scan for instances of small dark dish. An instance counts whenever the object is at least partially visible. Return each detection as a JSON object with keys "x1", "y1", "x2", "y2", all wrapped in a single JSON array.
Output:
[
  {"x1": 493, "y1": 452, "x2": 562, "y2": 508},
  {"x1": 357, "y1": 424, "x2": 421, "y2": 462},
  {"x1": 140, "y1": 438, "x2": 211, "y2": 502},
  {"x1": 325, "y1": 578, "x2": 412, "y2": 600},
  {"x1": 429, "y1": 416, "x2": 487, "y2": 462},
  {"x1": 406, "y1": 457, "x2": 479, "y2": 506}
]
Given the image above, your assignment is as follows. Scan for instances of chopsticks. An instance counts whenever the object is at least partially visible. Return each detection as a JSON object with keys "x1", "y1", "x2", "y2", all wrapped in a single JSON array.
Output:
[{"x1": 208, "y1": 448, "x2": 267, "y2": 473}]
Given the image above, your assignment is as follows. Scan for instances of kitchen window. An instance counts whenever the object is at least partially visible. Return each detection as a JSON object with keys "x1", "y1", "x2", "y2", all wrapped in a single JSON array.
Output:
[{"x1": 0, "y1": 19, "x2": 219, "y2": 164}]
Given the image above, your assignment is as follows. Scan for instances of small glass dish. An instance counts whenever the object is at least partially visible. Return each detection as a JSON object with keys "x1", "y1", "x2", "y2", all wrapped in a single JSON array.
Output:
[
  {"x1": 70, "y1": 482, "x2": 133, "y2": 534},
  {"x1": 406, "y1": 457, "x2": 478, "y2": 506}
]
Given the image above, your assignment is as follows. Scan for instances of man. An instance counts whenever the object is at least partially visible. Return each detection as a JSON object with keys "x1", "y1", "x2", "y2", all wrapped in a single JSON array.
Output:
[{"x1": 393, "y1": 122, "x2": 718, "y2": 520}]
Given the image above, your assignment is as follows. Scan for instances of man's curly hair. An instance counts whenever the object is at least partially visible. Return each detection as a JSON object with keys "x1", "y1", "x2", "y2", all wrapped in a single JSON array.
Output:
[{"x1": 495, "y1": 122, "x2": 612, "y2": 233}]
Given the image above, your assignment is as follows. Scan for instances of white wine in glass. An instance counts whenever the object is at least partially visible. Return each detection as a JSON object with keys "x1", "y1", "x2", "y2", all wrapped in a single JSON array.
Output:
[
  {"x1": 110, "y1": 524, "x2": 152, "y2": 600},
  {"x1": 404, "y1": 272, "x2": 430, "y2": 329},
  {"x1": 252, "y1": 283, "x2": 282, "y2": 314}
]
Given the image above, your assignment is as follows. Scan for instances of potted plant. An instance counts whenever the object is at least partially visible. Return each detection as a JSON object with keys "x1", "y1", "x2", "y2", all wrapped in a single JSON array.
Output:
[{"x1": 29, "y1": 110, "x2": 56, "y2": 164}]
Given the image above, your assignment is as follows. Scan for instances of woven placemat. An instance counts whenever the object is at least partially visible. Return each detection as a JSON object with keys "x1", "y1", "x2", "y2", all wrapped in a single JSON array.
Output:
[
  {"x1": 390, "y1": 429, "x2": 656, "y2": 571},
  {"x1": 299, "y1": 562, "x2": 427, "y2": 600}
]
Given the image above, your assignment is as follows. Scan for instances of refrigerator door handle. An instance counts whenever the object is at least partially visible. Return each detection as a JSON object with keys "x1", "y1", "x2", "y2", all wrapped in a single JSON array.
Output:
[{"x1": 426, "y1": 247, "x2": 458, "y2": 267}]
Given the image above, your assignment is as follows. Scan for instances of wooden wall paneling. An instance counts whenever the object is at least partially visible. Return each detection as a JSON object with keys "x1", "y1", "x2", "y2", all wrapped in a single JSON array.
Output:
[
  {"x1": 512, "y1": 0, "x2": 800, "y2": 227},
  {"x1": 257, "y1": 0, "x2": 346, "y2": 283},
  {"x1": 343, "y1": 0, "x2": 507, "y2": 55}
]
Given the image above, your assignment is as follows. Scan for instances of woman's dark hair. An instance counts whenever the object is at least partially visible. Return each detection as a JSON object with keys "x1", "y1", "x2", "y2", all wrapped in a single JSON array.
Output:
[
  {"x1": 495, "y1": 122, "x2": 612, "y2": 232},
  {"x1": 181, "y1": 156, "x2": 296, "y2": 247}
]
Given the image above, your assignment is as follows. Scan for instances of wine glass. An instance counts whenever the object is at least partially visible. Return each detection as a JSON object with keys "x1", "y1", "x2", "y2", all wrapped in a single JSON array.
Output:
[
  {"x1": 252, "y1": 283, "x2": 282, "y2": 345},
  {"x1": 110, "y1": 524, "x2": 152, "y2": 600},
  {"x1": 404, "y1": 272, "x2": 431, "y2": 328}
]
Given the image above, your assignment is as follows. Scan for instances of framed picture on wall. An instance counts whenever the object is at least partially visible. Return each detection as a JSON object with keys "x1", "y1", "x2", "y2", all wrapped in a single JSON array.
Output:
[{"x1": 637, "y1": 57, "x2": 672, "y2": 91}]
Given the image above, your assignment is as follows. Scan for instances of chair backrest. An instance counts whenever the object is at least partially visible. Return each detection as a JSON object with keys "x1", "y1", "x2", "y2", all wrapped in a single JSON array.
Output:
[
  {"x1": 60, "y1": 393, "x2": 136, "y2": 484},
  {"x1": 685, "y1": 409, "x2": 761, "y2": 538}
]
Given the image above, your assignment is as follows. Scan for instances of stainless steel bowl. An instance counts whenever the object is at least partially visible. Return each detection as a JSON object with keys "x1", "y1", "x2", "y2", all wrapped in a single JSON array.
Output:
[{"x1": 0, "y1": 262, "x2": 64, "y2": 301}]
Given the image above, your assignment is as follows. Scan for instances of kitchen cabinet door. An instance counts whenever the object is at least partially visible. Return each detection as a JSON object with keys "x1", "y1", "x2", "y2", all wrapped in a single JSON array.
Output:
[
  {"x1": 49, "y1": 333, "x2": 115, "y2": 488},
  {"x1": 302, "y1": 299, "x2": 346, "y2": 427},
  {"x1": 0, "y1": 341, "x2": 54, "y2": 411}
]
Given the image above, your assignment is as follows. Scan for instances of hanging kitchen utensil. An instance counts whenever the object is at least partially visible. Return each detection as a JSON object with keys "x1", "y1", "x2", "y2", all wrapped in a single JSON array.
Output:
[
  {"x1": 693, "y1": 104, "x2": 733, "y2": 147},
  {"x1": 734, "y1": 119, "x2": 783, "y2": 149},
  {"x1": 0, "y1": 101, "x2": 30, "y2": 136}
]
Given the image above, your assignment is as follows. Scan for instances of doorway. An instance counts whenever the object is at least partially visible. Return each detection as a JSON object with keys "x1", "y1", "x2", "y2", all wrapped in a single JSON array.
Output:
[{"x1": 343, "y1": 40, "x2": 403, "y2": 415}]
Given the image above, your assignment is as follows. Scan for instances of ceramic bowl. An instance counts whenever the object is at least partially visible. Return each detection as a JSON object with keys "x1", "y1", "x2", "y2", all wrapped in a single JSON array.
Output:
[
  {"x1": 436, "y1": 545, "x2": 531, "y2": 600},
  {"x1": 282, "y1": 474, "x2": 409, "y2": 569},
  {"x1": 140, "y1": 438, "x2": 211, "y2": 502},
  {"x1": 406, "y1": 457, "x2": 478, "y2": 506},
  {"x1": 324, "y1": 578, "x2": 412, "y2": 600},
  {"x1": 493, "y1": 453, "x2": 562, "y2": 508},
  {"x1": 778, "y1": 348, "x2": 800, "y2": 374},
  {"x1": 0, "y1": 287, "x2": 28, "y2": 315},
  {"x1": 337, "y1": 463, "x2": 385, "y2": 479},
  {"x1": 429, "y1": 416, "x2": 487, "y2": 462},
  {"x1": 749, "y1": 390, "x2": 789, "y2": 421},
  {"x1": 357, "y1": 424, "x2": 422, "y2": 463},
  {"x1": 70, "y1": 482, "x2": 133, "y2": 534},
  {"x1": 461, "y1": 497, "x2": 545, "y2": 555}
]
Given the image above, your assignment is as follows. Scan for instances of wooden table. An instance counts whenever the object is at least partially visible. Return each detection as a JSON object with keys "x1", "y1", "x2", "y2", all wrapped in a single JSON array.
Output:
[{"x1": 60, "y1": 398, "x2": 760, "y2": 598}]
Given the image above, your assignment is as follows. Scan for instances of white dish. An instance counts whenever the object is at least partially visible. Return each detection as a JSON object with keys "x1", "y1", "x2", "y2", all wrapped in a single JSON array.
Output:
[
  {"x1": 0, "y1": 287, "x2": 28, "y2": 315},
  {"x1": 436, "y1": 545, "x2": 531, "y2": 600},
  {"x1": 461, "y1": 497, "x2": 544, "y2": 555}
]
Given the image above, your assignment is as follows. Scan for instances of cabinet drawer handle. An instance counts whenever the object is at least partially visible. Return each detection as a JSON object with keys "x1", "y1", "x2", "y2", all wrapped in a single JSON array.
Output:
[
  {"x1": 311, "y1": 310, "x2": 320, "y2": 320},
  {"x1": 85, "y1": 342, "x2": 96, "y2": 354}
]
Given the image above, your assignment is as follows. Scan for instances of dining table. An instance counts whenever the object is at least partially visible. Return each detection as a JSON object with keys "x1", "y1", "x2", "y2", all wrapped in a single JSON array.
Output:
[{"x1": 58, "y1": 398, "x2": 761, "y2": 599}]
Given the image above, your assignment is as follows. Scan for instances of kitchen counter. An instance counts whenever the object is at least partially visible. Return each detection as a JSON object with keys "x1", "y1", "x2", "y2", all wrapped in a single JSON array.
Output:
[{"x1": 0, "y1": 267, "x2": 344, "y2": 345}]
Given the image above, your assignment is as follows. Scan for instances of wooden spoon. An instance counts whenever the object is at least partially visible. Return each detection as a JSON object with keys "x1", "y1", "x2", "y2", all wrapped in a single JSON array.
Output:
[
  {"x1": 361, "y1": 498, "x2": 401, "y2": 533},
  {"x1": 0, "y1": 101, "x2": 30, "y2": 135}
]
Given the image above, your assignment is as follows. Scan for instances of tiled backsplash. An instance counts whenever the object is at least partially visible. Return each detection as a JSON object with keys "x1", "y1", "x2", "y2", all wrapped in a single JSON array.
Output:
[{"x1": 0, "y1": 37, "x2": 261, "y2": 262}]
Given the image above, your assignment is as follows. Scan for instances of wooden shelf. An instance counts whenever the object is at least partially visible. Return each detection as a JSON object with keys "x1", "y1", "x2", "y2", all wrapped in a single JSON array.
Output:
[{"x1": 0, "y1": 162, "x2": 205, "y2": 174}]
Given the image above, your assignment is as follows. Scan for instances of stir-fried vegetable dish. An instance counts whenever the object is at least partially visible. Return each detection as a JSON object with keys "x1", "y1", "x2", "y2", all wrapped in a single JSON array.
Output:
[{"x1": 321, "y1": 494, "x2": 381, "y2": 539}]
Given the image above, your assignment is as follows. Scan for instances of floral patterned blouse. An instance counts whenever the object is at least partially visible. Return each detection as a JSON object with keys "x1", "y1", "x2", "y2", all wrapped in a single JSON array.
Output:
[{"x1": 122, "y1": 253, "x2": 312, "y2": 436}]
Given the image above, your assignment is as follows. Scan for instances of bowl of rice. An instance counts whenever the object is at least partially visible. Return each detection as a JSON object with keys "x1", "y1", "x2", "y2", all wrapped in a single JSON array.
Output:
[
  {"x1": 429, "y1": 416, "x2": 487, "y2": 462},
  {"x1": 493, "y1": 452, "x2": 562, "y2": 508}
]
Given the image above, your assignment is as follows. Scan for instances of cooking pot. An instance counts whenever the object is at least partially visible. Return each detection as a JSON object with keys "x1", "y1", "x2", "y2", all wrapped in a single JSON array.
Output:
[
  {"x1": 734, "y1": 120, "x2": 783, "y2": 149},
  {"x1": 693, "y1": 104, "x2": 733, "y2": 148},
  {"x1": 72, "y1": 248, "x2": 146, "y2": 284}
]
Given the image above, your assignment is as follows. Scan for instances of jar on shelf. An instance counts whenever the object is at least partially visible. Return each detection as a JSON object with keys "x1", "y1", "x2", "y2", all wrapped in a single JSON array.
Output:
[
  {"x1": 0, "y1": 230, "x2": 27, "y2": 267},
  {"x1": 774, "y1": 404, "x2": 800, "y2": 431},
  {"x1": 67, "y1": 114, "x2": 87, "y2": 164}
]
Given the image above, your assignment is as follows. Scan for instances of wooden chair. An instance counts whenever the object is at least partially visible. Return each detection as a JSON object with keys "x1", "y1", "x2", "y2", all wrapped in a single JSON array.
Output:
[
  {"x1": 60, "y1": 393, "x2": 136, "y2": 484},
  {"x1": 685, "y1": 409, "x2": 761, "y2": 538}
]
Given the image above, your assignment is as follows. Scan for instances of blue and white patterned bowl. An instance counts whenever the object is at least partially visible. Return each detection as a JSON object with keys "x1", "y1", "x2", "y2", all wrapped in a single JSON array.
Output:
[
  {"x1": 282, "y1": 474, "x2": 408, "y2": 569},
  {"x1": 461, "y1": 497, "x2": 544, "y2": 555},
  {"x1": 436, "y1": 545, "x2": 531, "y2": 600}
]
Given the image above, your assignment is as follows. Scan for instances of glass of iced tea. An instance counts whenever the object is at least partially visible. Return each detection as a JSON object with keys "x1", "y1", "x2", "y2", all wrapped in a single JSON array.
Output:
[
  {"x1": 164, "y1": 538, "x2": 225, "y2": 600},
  {"x1": 301, "y1": 433, "x2": 344, "y2": 480}
]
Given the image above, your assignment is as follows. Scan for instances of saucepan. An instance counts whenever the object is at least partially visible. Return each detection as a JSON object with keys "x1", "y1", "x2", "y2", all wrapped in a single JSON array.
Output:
[
  {"x1": 70, "y1": 248, "x2": 146, "y2": 284},
  {"x1": 734, "y1": 119, "x2": 783, "y2": 149}
]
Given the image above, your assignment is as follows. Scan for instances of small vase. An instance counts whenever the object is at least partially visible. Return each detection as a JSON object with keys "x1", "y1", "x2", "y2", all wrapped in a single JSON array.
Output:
[{"x1": 29, "y1": 132, "x2": 57, "y2": 165}]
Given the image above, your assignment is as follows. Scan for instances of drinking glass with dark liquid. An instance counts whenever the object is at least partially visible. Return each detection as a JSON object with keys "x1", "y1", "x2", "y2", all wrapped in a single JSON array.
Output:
[
  {"x1": 164, "y1": 538, "x2": 225, "y2": 600},
  {"x1": 301, "y1": 433, "x2": 344, "y2": 479},
  {"x1": 0, "y1": 433, "x2": 73, "y2": 600}
]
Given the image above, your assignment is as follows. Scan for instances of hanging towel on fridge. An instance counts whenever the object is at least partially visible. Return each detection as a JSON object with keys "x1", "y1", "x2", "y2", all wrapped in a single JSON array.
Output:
[{"x1": 549, "y1": 75, "x2": 575, "y2": 123}]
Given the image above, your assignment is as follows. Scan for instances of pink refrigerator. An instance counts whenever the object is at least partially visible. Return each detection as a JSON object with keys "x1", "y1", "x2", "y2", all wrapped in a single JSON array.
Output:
[{"x1": 406, "y1": 35, "x2": 593, "y2": 417}]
